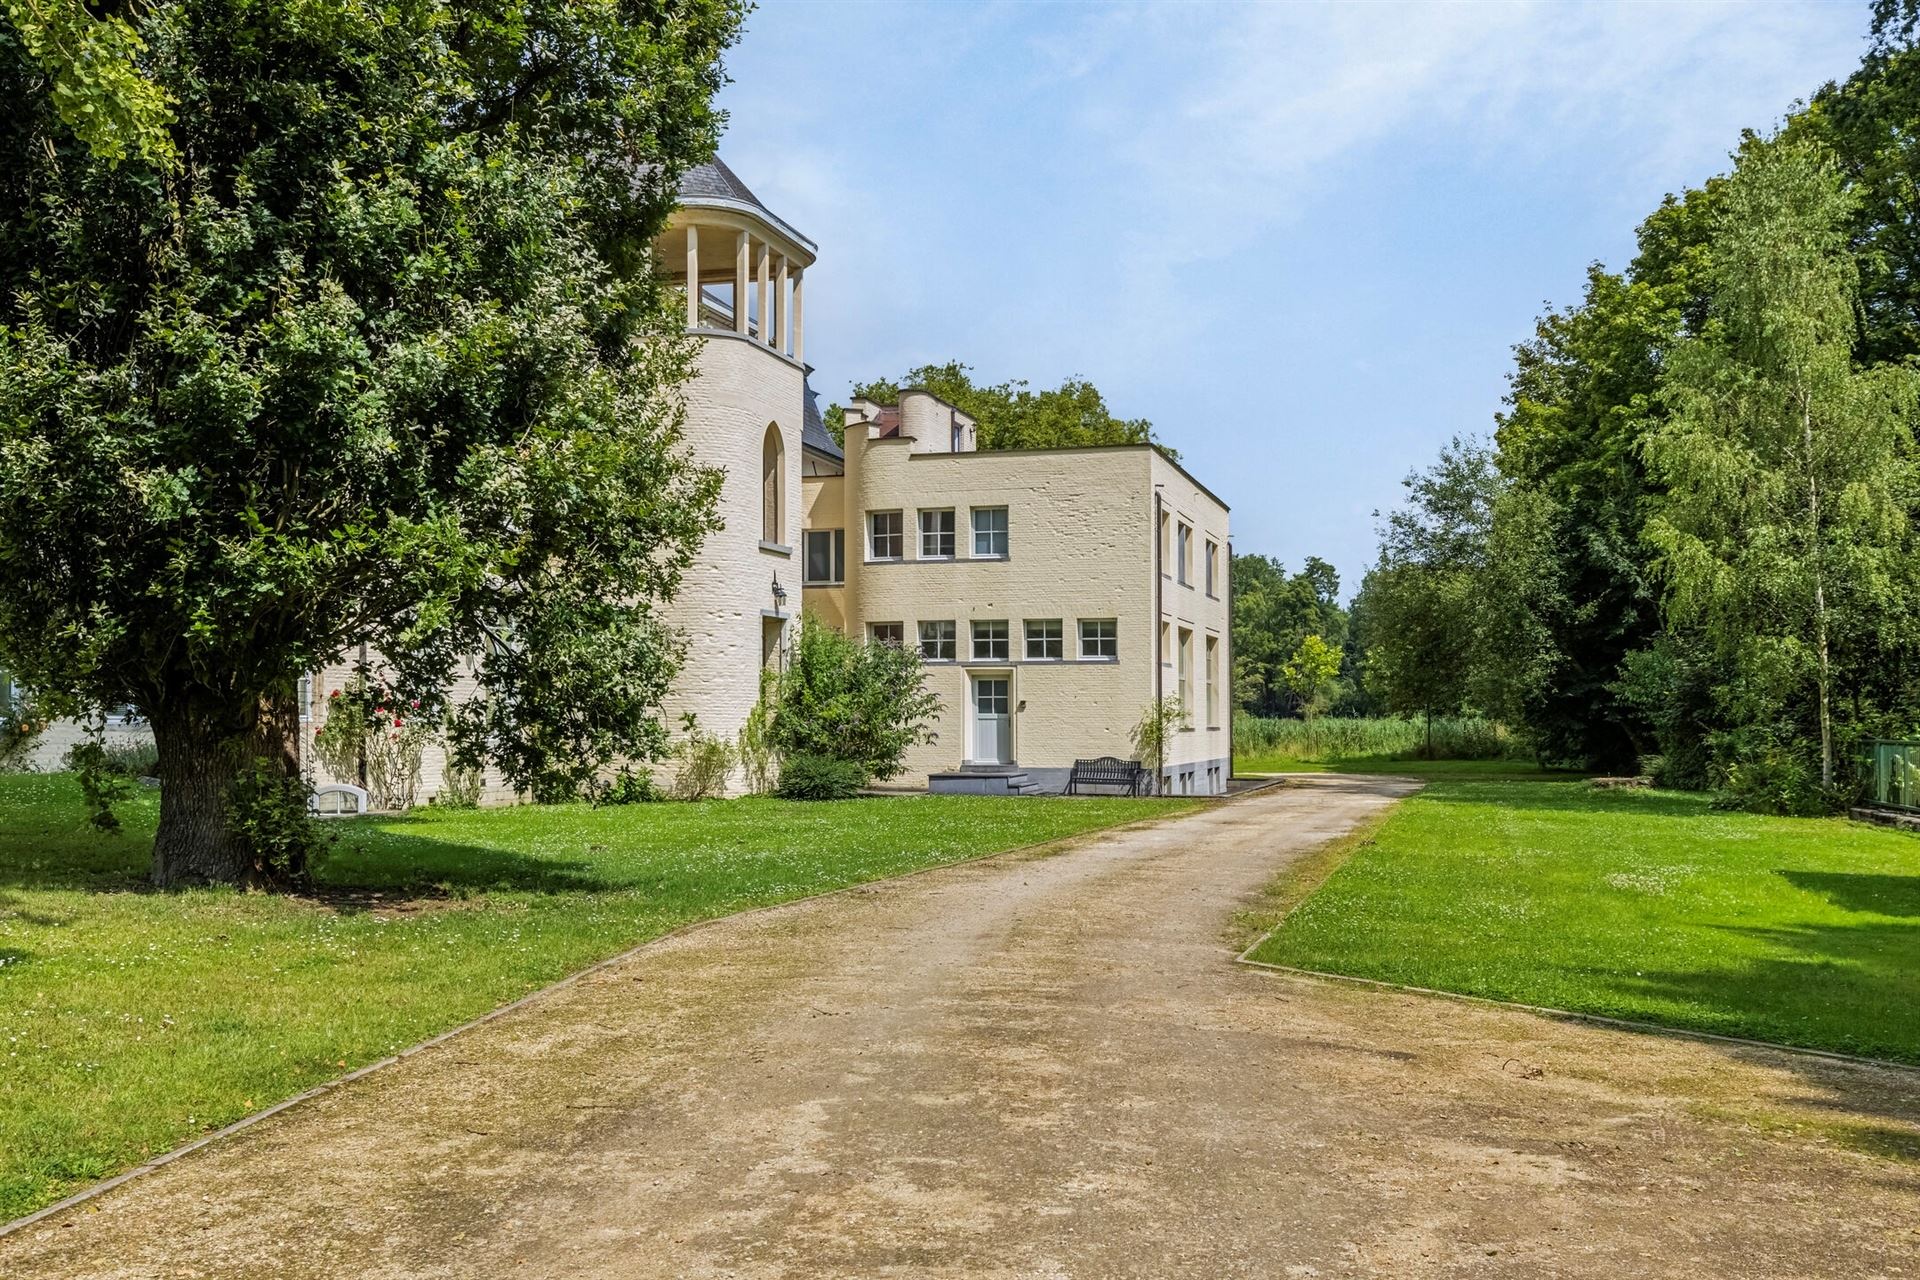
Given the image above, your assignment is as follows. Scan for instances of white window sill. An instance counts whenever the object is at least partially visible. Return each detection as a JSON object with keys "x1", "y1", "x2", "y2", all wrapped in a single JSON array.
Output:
[{"x1": 759, "y1": 541, "x2": 793, "y2": 556}]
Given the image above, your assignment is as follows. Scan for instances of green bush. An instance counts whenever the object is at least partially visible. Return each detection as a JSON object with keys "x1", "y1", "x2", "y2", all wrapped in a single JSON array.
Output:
[
  {"x1": 598, "y1": 767, "x2": 661, "y2": 805},
  {"x1": 771, "y1": 616, "x2": 939, "y2": 781},
  {"x1": 670, "y1": 714, "x2": 735, "y2": 800},
  {"x1": 776, "y1": 753, "x2": 867, "y2": 800}
]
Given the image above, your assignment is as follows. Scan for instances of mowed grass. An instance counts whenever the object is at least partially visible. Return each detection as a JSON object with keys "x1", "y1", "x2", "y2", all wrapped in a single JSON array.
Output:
[
  {"x1": 1248, "y1": 779, "x2": 1920, "y2": 1064},
  {"x1": 0, "y1": 774, "x2": 1195, "y2": 1221}
]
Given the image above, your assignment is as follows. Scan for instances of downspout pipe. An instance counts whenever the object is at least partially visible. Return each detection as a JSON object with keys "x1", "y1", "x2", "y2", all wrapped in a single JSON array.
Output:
[
  {"x1": 1225, "y1": 537, "x2": 1234, "y2": 786},
  {"x1": 1153, "y1": 486, "x2": 1164, "y2": 795}
]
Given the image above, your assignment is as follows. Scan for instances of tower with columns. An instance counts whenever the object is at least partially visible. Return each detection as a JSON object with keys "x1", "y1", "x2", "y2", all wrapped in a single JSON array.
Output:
[{"x1": 650, "y1": 159, "x2": 817, "y2": 764}]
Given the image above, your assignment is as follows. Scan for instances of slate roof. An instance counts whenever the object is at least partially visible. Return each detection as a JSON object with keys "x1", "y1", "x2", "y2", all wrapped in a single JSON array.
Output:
[
  {"x1": 676, "y1": 156, "x2": 815, "y2": 252},
  {"x1": 802, "y1": 383, "x2": 843, "y2": 461},
  {"x1": 678, "y1": 157, "x2": 768, "y2": 213}
]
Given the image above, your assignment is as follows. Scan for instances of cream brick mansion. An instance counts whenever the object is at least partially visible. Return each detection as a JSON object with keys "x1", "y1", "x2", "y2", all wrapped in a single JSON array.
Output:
[{"x1": 8, "y1": 159, "x2": 1231, "y2": 798}]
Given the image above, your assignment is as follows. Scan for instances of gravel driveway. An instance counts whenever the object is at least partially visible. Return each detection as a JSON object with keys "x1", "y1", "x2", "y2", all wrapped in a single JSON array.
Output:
[{"x1": 6, "y1": 774, "x2": 1918, "y2": 1278}]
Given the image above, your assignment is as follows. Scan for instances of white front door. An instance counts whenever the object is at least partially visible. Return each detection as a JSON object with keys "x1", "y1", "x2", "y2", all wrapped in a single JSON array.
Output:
[{"x1": 973, "y1": 676, "x2": 1011, "y2": 764}]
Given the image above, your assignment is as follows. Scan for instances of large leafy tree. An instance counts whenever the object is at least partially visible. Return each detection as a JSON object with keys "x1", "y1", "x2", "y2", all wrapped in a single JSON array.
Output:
[
  {"x1": 1229, "y1": 552, "x2": 1345, "y2": 715},
  {"x1": 827, "y1": 360, "x2": 1171, "y2": 456},
  {"x1": 1356, "y1": 437, "x2": 1499, "y2": 753},
  {"x1": 1485, "y1": 188, "x2": 1719, "y2": 770},
  {"x1": 0, "y1": 0, "x2": 743, "y2": 886},
  {"x1": 1645, "y1": 131, "x2": 1920, "y2": 792}
]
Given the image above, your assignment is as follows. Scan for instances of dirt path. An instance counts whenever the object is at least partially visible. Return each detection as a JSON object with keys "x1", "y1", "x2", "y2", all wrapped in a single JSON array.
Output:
[{"x1": 7, "y1": 775, "x2": 1919, "y2": 1278}]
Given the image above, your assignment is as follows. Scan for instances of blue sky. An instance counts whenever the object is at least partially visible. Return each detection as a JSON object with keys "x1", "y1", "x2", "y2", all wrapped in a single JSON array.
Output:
[{"x1": 715, "y1": 0, "x2": 1869, "y2": 596}]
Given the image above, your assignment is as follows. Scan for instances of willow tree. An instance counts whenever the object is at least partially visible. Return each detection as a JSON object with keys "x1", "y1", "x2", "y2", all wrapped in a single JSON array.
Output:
[
  {"x1": 0, "y1": 0, "x2": 742, "y2": 886},
  {"x1": 1645, "y1": 132, "x2": 1919, "y2": 794}
]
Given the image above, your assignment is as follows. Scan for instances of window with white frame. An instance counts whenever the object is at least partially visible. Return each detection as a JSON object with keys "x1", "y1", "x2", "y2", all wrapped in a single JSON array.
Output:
[
  {"x1": 919, "y1": 508, "x2": 956, "y2": 558},
  {"x1": 803, "y1": 529, "x2": 845, "y2": 584},
  {"x1": 1176, "y1": 523, "x2": 1192, "y2": 585},
  {"x1": 971, "y1": 506, "x2": 1008, "y2": 558},
  {"x1": 1178, "y1": 627, "x2": 1193, "y2": 719},
  {"x1": 1205, "y1": 635, "x2": 1219, "y2": 728},
  {"x1": 971, "y1": 619, "x2": 1009, "y2": 661},
  {"x1": 299, "y1": 673, "x2": 314, "y2": 723},
  {"x1": 918, "y1": 620, "x2": 956, "y2": 661},
  {"x1": 869, "y1": 511, "x2": 903, "y2": 560},
  {"x1": 1205, "y1": 539, "x2": 1219, "y2": 596},
  {"x1": 869, "y1": 621, "x2": 905, "y2": 647},
  {"x1": 1078, "y1": 618, "x2": 1118, "y2": 659},
  {"x1": 1024, "y1": 618, "x2": 1063, "y2": 660}
]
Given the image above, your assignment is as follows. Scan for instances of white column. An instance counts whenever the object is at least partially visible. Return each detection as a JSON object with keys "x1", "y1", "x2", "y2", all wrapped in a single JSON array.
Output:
[
  {"x1": 684, "y1": 222, "x2": 700, "y2": 329},
  {"x1": 774, "y1": 254, "x2": 788, "y2": 355},
  {"x1": 791, "y1": 271, "x2": 804, "y2": 363},
  {"x1": 755, "y1": 241, "x2": 771, "y2": 346},
  {"x1": 734, "y1": 231, "x2": 750, "y2": 335}
]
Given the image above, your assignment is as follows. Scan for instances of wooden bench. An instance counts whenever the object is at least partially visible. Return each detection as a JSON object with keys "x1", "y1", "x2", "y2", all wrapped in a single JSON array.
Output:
[{"x1": 1066, "y1": 756, "x2": 1146, "y2": 797}]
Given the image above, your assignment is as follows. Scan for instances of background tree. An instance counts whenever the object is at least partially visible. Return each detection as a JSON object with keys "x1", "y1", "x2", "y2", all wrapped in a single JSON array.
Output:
[
  {"x1": 825, "y1": 361, "x2": 1172, "y2": 457},
  {"x1": 1644, "y1": 131, "x2": 1919, "y2": 795},
  {"x1": 1230, "y1": 553, "x2": 1346, "y2": 715},
  {"x1": 1279, "y1": 634, "x2": 1341, "y2": 750},
  {"x1": 0, "y1": 0, "x2": 744, "y2": 886},
  {"x1": 1355, "y1": 438, "x2": 1498, "y2": 755}
]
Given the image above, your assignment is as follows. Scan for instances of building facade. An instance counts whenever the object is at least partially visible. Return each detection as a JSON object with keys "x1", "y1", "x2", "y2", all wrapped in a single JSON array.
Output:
[
  {"x1": 5, "y1": 158, "x2": 1231, "y2": 798},
  {"x1": 800, "y1": 391, "x2": 1231, "y2": 796}
]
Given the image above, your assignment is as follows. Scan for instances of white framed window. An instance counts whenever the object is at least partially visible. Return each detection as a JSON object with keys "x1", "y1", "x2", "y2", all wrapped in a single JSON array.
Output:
[
  {"x1": 971, "y1": 506, "x2": 1008, "y2": 558},
  {"x1": 1205, "y1": 539, "x2": 1219, "y2": 597},
  {"x1": 761, "y1": 424, "x2": 785, "y2": 544},
  {"x1": 1178, "y1": 626, "x2": 1193, "y2": 719},
  {"x1": 1205, "y1": 635, "x2": 1220, "y2": 729},
  {"x1": 299, "y1": 673, "x2": 314, "y2": 723},
  {"x1": 804, "y1": 529, "x2": 845, "y2": 584},
  {"x1": 870, "y1": 621, "x2": 904, "y2": 647},
  {"x1": 1078, "y1": 618, "x2": 1118, "y2": 659},
  {"x1": 918, "y1": 620, "x2": 956, "y2": 661},
  {"x1": 919, "y1": 508, "x2": 956, "y2": 558},
  {"x1": 869, "y1": 510, "x2": 903, "y2": 560},
  {"x1": 1176, "y1": 523, "x2": 1192, "y2": 585},
  {"x1": 971, "y1": 619, "x2": 1009, "y2": 661},
  {"x1": 1024, "y1": 618, "x2": 1063, "y2": 660}
]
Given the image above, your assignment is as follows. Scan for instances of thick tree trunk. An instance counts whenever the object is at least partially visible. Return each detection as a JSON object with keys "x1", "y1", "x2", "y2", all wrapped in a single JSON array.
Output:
[
  {"x1": 150, "y1": 690, "x2": 304, "y2": 889},
  {"x1": 150, "y1": 704, "x2": 252, "y2": 888}
]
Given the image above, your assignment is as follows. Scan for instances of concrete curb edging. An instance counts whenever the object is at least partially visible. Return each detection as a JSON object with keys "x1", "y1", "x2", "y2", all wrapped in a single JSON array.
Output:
[
  {"x1": 1234, "y1": 959, "x2": 1920, "y2": 1077},
  {"x1": 0, "y1": 799, "x2": 1214, "y2": 1241}
]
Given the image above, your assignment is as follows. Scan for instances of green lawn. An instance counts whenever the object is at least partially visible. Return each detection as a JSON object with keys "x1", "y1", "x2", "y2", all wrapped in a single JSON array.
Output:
[
  {"x1": 1248, "y1": 779, "x2": 1920, "y2": 1064},
  {"x1": 0, "y1": 774, "x2": 1193, "y2": 1221}
]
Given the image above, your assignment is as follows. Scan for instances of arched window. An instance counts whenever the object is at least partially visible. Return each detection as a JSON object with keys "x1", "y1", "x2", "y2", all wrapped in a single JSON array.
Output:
[{"x1": 762, "y1": 424, "x2": 785, "y2": 544}]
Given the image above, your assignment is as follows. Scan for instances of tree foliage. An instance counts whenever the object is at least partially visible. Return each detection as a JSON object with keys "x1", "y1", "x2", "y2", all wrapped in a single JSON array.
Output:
[
  {"x1": 1645, "y1": 132, "x2": 1919, "y2": 794},
  {"x1": 0, "y1": 0, "x2": 745, "y2": 884},
  {"x1": 769, "y1": 616, "x2": 940, "y2": 783},
  {"x1": 826, "y1": 360, "x2": 1172, "y2": 457},
  {"x1": 1231, "y1": 553, "x2": 1346, "y2": 715},
  {"x1": 1356, "y1": 5, "x2": 1920, "y2": 807}
]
